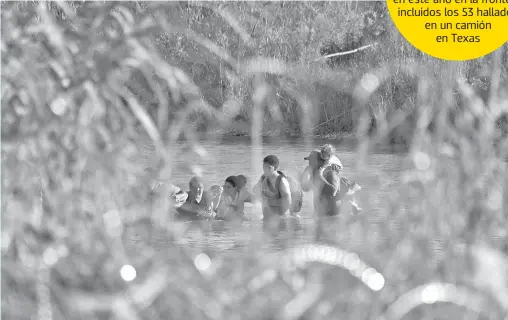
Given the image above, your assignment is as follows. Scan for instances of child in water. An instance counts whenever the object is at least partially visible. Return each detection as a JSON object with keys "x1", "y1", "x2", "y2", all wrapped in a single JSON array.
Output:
[{"x1": 319, "y1": 144, "x2": 343, "y2": 172}]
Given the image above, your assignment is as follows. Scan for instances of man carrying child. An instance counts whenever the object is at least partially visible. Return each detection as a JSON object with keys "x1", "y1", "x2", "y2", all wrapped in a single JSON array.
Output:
[{"x1": 301, "y1": 144, "x2": 361, "y2": 217}]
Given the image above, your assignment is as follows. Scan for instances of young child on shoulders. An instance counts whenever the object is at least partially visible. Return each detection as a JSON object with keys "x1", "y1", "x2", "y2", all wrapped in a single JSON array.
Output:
[{"x1": 319, "y1": 144, "x2": 343, "y2": 173}]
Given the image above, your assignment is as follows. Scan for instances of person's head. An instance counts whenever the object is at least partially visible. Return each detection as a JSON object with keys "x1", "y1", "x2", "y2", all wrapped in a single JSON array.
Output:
[
  {"x1": 320, "y1": 144, "x2": 335, "y2": 162},
  {"x1": 189, "y1": 176, "x2": 204, "y2": 203},
  {"x1": 236, "y1": 175, "x2": 247, "y2": 189},
  {"x1": 263, "y1": 155, "x2": 279, "y2": 175},
  {"x1": 304, "y1": 150, "x2": 324, "y2": 170},
  {"x1": 223, "y1": 176, "x2": 238, "y2": 196}
]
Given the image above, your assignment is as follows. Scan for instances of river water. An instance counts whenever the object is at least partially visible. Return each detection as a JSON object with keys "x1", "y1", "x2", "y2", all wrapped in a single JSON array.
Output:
[
  {"x1": 124, "y1": 136, "x2": 508, "y2": 303},
  {"x1": 126, "y1": 137, "x2": 435, "y2": 255},
  {"x1": 126, "y1": 136, "x2": 508, "y2": 269},
  {"x1": 168, "y1": 138, "x2": 404, "y2": 219}
]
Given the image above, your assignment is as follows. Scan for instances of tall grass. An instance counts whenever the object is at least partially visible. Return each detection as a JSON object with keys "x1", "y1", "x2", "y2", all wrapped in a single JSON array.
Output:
[{"x1": 2, "y1": 1, "x2": 508, "y2": 320}]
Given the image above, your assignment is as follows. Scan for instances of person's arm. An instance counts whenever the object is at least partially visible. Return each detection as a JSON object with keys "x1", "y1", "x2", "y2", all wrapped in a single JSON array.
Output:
[
  {"x1": 267, "y1": 178, "x2": 291, "y2": 213},
  {"x1": 200, "y1": 191, "x2": 221, "y2": 212},
  {"x1": 212, "y1": 194, "x2": 221, "y2": 213},
  {"x1": 243, "y1": 190, "x2": 254, "y2": 203},
  {"x1": 247, "y1": 190, "x2": 261, "y2": 203},
  {"x1": 252, "y1": 177, "x2": 263, "y2": 198},
  {"x1": 301, "y1": 166, "x2": 313, "y2": 192},
  {"x1": 177, "y1": 201, "x2": 200, "y2": 216},
  {"x1": 173, "y1": 190, "x2": 188, "y2": 207},
  {"x1": 321, "y1": 170, "x2": 340, "y2": 197},
  {"x1": 207, "y1": 186, "x2": 223, "y2": 211},
  {"x1": 161, "y1": 184, "x2": 187, "y2": 208},
  {"x1": 236, "y1": 189, "x2": 251, "y2": 204},
  {"x1": 235, "y1": 197, "x2": 245, "y2": 214},
  {"x1": 210, "y1": 194, "x2": 220, "y2": 211},
  {"x1": 170, "y1": 185, "x2": 185, "y2": 197}
]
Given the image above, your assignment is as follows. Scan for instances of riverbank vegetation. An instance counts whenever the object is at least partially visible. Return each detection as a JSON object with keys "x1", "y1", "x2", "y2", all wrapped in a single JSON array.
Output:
[
  {"x1": 129, "y1": 1, "x2": 507, "y2": 142},
  {"x1": 2, "y1": 1, "x2": 508, "y2": 320}
]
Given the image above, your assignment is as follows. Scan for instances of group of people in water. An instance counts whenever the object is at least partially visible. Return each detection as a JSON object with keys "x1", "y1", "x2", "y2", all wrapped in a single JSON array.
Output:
[{"x1": 154, "y1": 144, "x2": 362, "y2": 221}]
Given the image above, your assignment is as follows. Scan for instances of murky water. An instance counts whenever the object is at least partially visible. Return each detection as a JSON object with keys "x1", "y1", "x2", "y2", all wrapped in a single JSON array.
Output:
[
  {"x1": 141, "y1": 138, "x2": 407, "y2": 217},
  {"x1": 127, "y1": 136, "x2": 508, "y2": 266},
  {"x1": 127, "y1": 137, "x2": 431, "y2": 254}
]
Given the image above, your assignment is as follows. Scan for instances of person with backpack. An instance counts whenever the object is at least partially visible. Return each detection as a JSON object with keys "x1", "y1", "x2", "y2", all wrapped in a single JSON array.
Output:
[
  {"x1": 301, "y1": 150, "x2": 342, "y2": 217},
  {"x1": 302, "y1": 148, "x2": 361, "y2": 216},
  {"x1": 252, "y1": 155, "x2": 293, "y2": 219},
  {"x1": 318, "y1": 144, "x2": 362, "y2": 212}
]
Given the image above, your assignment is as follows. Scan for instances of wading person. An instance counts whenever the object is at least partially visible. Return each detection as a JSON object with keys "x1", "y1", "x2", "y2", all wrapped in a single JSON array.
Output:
[
  {"x1": 253, "y1": 155, "x2": 292, "y2": 220},
  {"x1": 318, "y1": 144, "x2": 362, "y2": 212},
  {"x1": 301, "y1": 150, "x2": 341, "y2": 217},
  {"x1": 176, "y1": 176, "x2": 222, "y2": 220},
  {"x1": 215, "y1": 176, "x2": 246, "y2": 221}
]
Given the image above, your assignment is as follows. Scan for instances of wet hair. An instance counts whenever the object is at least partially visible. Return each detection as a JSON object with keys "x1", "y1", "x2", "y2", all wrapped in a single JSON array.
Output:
[
  {"x1": 189, "y1": 176, "x2": 204, "y2": 189},
  {"x1": 225, "y1": 176, "x2": 238, "y2": 188},
  {"x1": 263, "y1": 155, "x2": 279, "y2": 168},
  {"x1": 236, "y1": 175, "x2": 247, "y2": 188},
  {"x1": 320, "y1": 144, "x2": 335, "y2": 161}
]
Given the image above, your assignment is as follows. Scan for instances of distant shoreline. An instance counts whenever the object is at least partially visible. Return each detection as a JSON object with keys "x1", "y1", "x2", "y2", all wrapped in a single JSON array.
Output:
[
  {"x1": 211, "y1": 128, "x2": 357, "y2": 143},
  {"x1": 137, "y1": 127, "x2": 410, "y2": 153},
  {"x1": 211, "y1": 129, "x2": 410, "y2": 153}
]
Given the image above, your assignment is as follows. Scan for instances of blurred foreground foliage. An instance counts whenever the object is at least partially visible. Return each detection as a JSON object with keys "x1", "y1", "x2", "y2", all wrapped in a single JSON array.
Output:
[{"x1": 2, "y1": 1, "x2": 508, "y2": 320}]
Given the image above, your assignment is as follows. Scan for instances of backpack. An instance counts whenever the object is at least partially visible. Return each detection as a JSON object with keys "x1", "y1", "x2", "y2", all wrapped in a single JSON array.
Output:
[
  {"x1": 322, "y1": 166, "x2": 361, "y2": 201},
  {"x1": 259, "y1": 171, "x2": 303, "y2": 213}
]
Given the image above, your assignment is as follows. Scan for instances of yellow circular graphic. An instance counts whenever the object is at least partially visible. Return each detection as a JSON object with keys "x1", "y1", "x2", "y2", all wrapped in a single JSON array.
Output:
[{"x1": 386, "y1": 0, "x2": 508, "y2": 61}]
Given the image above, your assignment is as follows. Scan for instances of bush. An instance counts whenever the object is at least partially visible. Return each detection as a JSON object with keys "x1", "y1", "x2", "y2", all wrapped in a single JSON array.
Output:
[{"x1": 2, "y1": 2, "x2": 508, "y2": 320}]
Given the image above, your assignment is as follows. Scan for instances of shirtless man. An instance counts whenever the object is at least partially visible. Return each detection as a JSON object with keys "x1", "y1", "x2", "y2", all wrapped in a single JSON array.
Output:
[{"x1": 176, "y1": 176, "x2": 222, "y2": 220}]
